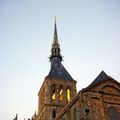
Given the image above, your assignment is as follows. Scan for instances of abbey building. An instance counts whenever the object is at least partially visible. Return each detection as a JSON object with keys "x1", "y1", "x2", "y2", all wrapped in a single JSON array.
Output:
[{"x1": 31, "y1": 20, "x2": 120, "y2": 120}]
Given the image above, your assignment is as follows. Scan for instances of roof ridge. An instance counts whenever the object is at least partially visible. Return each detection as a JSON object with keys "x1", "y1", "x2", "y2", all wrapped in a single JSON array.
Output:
[{"x1": 87, "y1": 71, "x2": 109, "y2": 88}]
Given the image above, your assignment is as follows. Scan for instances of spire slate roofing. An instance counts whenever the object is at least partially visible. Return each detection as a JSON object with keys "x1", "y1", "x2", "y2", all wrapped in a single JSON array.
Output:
[
  {"x1": 48, "y1": 57, "x2": 74, "y2": 80},
  {"x1": 48, "y1": 18, "x2": 74, "y2": 80}
]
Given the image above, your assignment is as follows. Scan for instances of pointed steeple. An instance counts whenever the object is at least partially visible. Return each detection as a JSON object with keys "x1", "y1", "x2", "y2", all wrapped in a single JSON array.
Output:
[
  {"x1": 48, "y1": 17, "x2": 74, "y2": 80},
  {"x1": 53, "y1": 16, "x2": 58, "y2": 42},
  {"x1": 50, "y1": 16, "x2": 62, "y2": 61}
]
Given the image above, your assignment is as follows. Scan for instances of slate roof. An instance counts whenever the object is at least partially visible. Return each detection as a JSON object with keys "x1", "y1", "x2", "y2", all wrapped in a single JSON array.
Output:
[
  {"x1": 48, "y1": 57, "x2": 74, "y2": 80},
  {"x1": 88, "y1": 71, "x2": 109, "y2": 88}
]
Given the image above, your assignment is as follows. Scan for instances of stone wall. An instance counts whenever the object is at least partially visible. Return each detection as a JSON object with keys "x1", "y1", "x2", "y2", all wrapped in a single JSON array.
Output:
[
  {"x1": 53, "y1": 79, "x2": 120, "y2": 120},
  {"x1": 36, "y1": 76, "x2": 77, "y2": 120}
]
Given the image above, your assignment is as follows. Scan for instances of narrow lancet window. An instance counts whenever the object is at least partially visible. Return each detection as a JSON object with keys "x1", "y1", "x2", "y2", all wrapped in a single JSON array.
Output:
[
  {"x1": 52, "y1": 109, "x2": 56, "y2": 119},
  {"x1": 67, "y1": 88, "x2": 70, "y2": 101},
  {"x1": 59, "y1": 89, "x2": 63, "y2": 101},
  {"x1": 52, "y1": 85, "x2": 56, "y2": 100}
]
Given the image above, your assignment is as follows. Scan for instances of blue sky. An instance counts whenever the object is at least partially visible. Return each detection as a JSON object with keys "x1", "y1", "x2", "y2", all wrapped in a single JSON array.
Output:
[{"x1": 0, "y1": 0, "x2": 120, "y2": 120}]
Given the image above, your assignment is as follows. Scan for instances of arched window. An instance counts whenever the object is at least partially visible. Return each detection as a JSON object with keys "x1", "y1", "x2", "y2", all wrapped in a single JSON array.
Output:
[
  {"x1": 52, "y1": 85, "x2": 56, "y2": 100},
  {"x1": 52, "y1": 109, "x2": 56, "y2": 119},
  {"x1": 85, "y1": 108, "x2": 90, "y2": 119},
  {"x1": 67, "y1": 88, "x2": 70, "y2": 101},
  {"x1": 59, "y1": 86, "x2": 63, "y2": 101},
  {"x1": 108, "y1": 106, "x2": 120, "y2": 120}
]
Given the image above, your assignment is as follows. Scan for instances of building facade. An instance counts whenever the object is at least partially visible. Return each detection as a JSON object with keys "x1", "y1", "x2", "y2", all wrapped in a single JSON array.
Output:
[
  {"x1": 33, "y1": 20, "x2": 120, "y2": 120},
  {"x1": 53, "y1": 71, "x2": 120, "y2": 120}
]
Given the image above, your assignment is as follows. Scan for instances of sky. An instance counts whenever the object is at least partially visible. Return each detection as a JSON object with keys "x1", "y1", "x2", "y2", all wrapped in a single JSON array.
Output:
[{"x1": 0, "y1": 0, "x2": 120, "y2": 120}]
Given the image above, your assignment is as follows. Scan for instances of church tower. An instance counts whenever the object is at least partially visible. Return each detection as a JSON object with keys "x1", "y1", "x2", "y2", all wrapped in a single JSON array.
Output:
[{"x1": 36, "y1": 18, "x2": 77, "y2": 120}]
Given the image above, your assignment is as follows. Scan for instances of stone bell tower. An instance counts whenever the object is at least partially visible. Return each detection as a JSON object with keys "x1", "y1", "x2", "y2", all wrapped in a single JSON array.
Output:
[{"x1": 36, "y1": 18, "x2": 77, "y2": 120}]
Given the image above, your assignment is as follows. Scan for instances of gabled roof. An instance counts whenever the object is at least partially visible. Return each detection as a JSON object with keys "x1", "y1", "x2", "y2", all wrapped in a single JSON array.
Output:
[
  {"x1": 48, "y1": 57, "x2": 74, "y2": 80},
  {"x1": 88, "y1": 71, "x2": 110, "y2": 88},
  {"x1": 82, "y1": 70, "x2": 120, "y2": 92}
]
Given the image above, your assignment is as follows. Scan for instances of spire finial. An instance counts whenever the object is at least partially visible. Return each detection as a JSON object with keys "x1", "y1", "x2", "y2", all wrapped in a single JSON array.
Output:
[
  {"x1": 54, "y1": 16, "x2": 56, "y2": 24},
  {"x1": 53, "y1": 16, "x2": 58, "y2": 42}
]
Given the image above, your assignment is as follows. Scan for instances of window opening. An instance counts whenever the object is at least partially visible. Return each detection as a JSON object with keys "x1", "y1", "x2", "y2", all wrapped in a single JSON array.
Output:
[
  {"x1": 108, "y1": 106, "x2": 120, "y2": 120},
  {"x1": 53, "y1": 109, "x2": 56, "y2": 119},
  {"x1": 85, "y1": 108, "x2": 90, "y2": 119},
  {"x1": 52, "y1": 86, "x2": 56, "y2": 100},
  {"x1": 59, "y1": 89, "x2": 63, "y2": 101},
  {"x1": 67, "y1": 88, "x2": 70, "y2": 101}
]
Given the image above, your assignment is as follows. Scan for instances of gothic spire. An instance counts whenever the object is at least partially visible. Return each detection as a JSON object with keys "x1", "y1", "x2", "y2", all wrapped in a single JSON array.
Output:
[
  {"x1": 50, "y1": 17, "x2": 62, "y2": 61},
  {"x1": 48, "y1": 18, "x2": 74, "y2": 80},
  {"x1": 53, "y1": 16, "x2": 58, "y2": 42}
]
